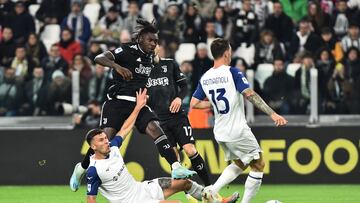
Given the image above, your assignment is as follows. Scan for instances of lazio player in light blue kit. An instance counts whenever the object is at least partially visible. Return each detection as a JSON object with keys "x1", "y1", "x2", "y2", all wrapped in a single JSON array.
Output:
[{"x1": 191, "y1": 38, "x2": 288, "y2": 203}]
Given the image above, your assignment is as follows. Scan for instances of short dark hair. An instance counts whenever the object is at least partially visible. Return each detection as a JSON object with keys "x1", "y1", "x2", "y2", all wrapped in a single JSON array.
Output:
[
  {"x1": 86, "y1": 128, "x2": 104, "y2": 145},
  {"x1": 210, "y1": 38, "x2": 230, "y2": 59}
]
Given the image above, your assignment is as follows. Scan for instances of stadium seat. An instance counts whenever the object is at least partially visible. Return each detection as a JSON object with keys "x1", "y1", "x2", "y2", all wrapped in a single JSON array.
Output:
[
  {"x1": 141, "y1": 3, "x2": 155, "y2": 22},
  {"x1": 40, "y1": 24, "x2": 61, "y2": 51},
  {"x1": 83, "y1": 3, "x2": 101, "y2": 29},
  {"x1": 29, "y1": 4, "x2": 40, "y2": 17},
  {"x1": 175, "y1": 43, "x2": 196, "y2": 65},
  {"x1": 233, "y1": 43, "x2": 255, "y2": 66},
  {"x1": 286, "y1": 63, "x2": 301, "y2": 77},
  {"x1": 255, "y1": 63, "x2": 274, "y2": 89}
]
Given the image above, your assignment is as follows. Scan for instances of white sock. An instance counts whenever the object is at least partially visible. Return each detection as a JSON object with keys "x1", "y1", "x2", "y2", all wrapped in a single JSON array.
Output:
[
  {"x1": 241, "y1": 171, "x2": 263, "y2": 203},
  {"x1": 186, "y1": 180, "x2": 204, "y2": 200},
  {"x1": 212, "y1": 163, "x2": 243, "y2": 194},
  {"x1": 171, "y1": 161, "x2": 181, "y2": 169}
]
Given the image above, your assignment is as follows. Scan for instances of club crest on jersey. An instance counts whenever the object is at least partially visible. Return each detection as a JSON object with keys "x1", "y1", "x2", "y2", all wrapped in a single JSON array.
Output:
[
  {"x1": 161, "y1": 65, "x2": 167, "y2": 73},
  {"x1": 130, "y1": 45, "x2": 138, "y2": 50},
  {"x1": 135, "y1": 64, "x2": 152, "y2": 76}
]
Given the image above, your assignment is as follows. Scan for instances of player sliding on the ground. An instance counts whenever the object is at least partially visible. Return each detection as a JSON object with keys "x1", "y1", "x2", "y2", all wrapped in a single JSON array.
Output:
[
  {"x1": 190, "y1": 38, "x2": 288, "y2": 203},
  {"x1": 86, "y1": 88, "x2": 239, "y2": 203},
  {"x1": 70, "y1": 19, "x2": 196, "y2": 192}
]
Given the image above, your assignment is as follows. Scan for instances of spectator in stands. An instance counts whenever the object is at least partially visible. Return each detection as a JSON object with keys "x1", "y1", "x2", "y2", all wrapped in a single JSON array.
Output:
[
  {"x1": 319, "y1": 27, "x2": 344, "y2": 62},
  {"x1": 332, "y1": 0, "x2": 351, "y2": 38},
  {"x1": 253, "y1": 0, "x2": 270, "y2": 28},
  {"x1": 200, "y1": 20, "x2": 219, "y2": 52},
  {"x1": 0, "y1": 0, "x2": 14, "y2": 26},
  {"x1": 153, "y1": 0, "x2": 185, "y2": 20},
  {"x1": 308, "y1": 1, "x2": 331, "y2": 35},
  {"x1": 158, "y1": 4, "x2": 183, "y2": 54},
  {"x1": 123, "y1": 1, "x2": 141, "y2": 34},
  {"x1": 93, "y1": 6, "x2": 123, "y2": 43},
  {"x1": 88, "y1": 64, "x2": 110, "y2": 104},
  {"x1": 254, "y1": 30, "x2": 284, "y2": 68},
  {"x1": 192, "y1": 0, "x2": 217, "y2": 19},
  {"x1": 3, "y1": 1, "x2": 35, "y2": 43},
  {"x1": 22, "y1": 66, "x2": 48, "y2": 116},
  {"x1": 343, "y1": 47, "x2": 360, "y2": 83},
  {"x1": 316, "y1": 48, "x2": 335, "y2": 83},
  {"x1": 289, "y1": 19, "x2": 322, "y2": 60},
  {"x1": 0, "y1": 27, "x2": 16, "y2": 67},
  {"x1": 341, "y1": 24, "x2": 360, "y2": 53},
  {"x1": 87, "y1": 41, "x2": 104, "y2": 64},
  {"x1": 294, "y1": 53, "x2": 324, "y2": 114},
  {"x1": 68, "y1": 54, "x2": 92, "y2": 105},
  {"x1": 47, "y1": 70, "x2": 72, "y2": 115},
  {"x1": 264, "y1": 1, "x2": 293, "y2": 48},
  {"x1": 325, "y1": 63, "x2": 354, "y2": 114},
  {"x1": 280, "y1": 0, "x2": 308, "y2": 23},
  {"x1": 74, "y1": 100, "x2": 101, "y2": 128},
  {"x1": 182, "y1": 3, "x2": 203, "y2": 43},
  {"x1": 41, "y1": 44, "x2": 69, "y2": 82},
  {"x1": 61, "y1": 0, "x2": 91, "y2": 45},
  {"x1": 10, "y1": 45, "x2": 36, "y2": 82},
  {"x1": 212, "y1": 6, "x2": 232, "y2": 39},
  {"x1": 190, "y1": 43, "x2": 213, "y2": 92},
  {"x1": 231, "y1": 0, "x2": 259, "y2": 48},
  {"x1": 0, "y1": 68, "x2": 23, "y2": 116},
  {"x1": 179, "y1": 60, "x2": 193, "y2": 113},
  {"x1": 262, "y1": 59, "x2": 294, "y2": 114},
  {"x1": 25, "y1": 33, "x2": 48, "y2": 65},
  {"x1": 99, "y1": 0, "x2": 124, "y2": 19},
  {"x1": 320, "y1": 0, "x2": 334, "y2": 15},
  {"x1": 119, "y1": 29, "x2": 131, "y2": 44},
  {"x1": 57, "y1": 28, "x2": 82, "y2": 65},
  {"x1": 35, "y1": 0, "x2": 70, "y2": 26}
]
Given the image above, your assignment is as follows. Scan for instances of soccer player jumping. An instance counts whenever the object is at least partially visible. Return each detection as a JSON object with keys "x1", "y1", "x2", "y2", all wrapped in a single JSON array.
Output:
[
  {"x1": 70, "y1": 19, "x2": 196, "y2": 192},
  {"x1": 190, "y1": 38, "x2": 288, "y2": 203}
]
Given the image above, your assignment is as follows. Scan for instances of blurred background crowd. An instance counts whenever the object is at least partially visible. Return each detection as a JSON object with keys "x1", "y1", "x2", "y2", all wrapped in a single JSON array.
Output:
[{"x1": 0, "y1": 0, "x2": 360, "y2": 122}]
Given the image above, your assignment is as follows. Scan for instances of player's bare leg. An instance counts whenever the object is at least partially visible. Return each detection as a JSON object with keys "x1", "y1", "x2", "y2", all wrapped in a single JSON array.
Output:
[
  {"x1": 146, "y1": 121, "x2": 197, "y2": 179},
  {"x1": 70, "y1": 127, "x2": 117, "y2": 191},
  {"x1": 241, "y1": 153, "x2": 265, "y2": 203}
]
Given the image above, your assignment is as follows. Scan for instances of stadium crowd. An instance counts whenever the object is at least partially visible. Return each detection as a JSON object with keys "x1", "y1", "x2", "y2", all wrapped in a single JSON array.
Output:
[{"x1": 0, "y1": 0, "x2": 360, "y2": 118}]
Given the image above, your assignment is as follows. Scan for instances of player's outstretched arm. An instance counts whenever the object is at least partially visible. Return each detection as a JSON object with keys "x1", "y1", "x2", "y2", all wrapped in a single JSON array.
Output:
[
  {"x1": 117, "y1": 88, "x2": 148, "y2": 139},
  {"x1": 87, "y1": 195, "x2": 96, "y2": 203},
  {"x1": 242, "y1": 88, "x2": 288, "y2": 126},
  {"x1": 94, "y1": 51, "x2": 132, "y2": 80},
  {"x1": 190, "y1": 97, "x2": 211, "y2": 109}
]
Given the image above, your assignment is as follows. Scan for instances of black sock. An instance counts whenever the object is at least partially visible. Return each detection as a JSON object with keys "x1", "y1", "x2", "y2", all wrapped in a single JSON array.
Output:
[
  {"x1": 154, "y1": 135, "x2": 178, "y2": 165},
  {"x1": 190, "y1": 152, "x2": 211, "y2": 186},
  {"x1": 81, "y1": 148, "x2": 94, "y2": 169}
]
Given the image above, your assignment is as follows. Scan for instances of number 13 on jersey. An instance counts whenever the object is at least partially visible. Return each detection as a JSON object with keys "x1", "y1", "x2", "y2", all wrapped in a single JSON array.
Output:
[{"x1": 209, "y1": 88, "x2": 229, "y2": 114}]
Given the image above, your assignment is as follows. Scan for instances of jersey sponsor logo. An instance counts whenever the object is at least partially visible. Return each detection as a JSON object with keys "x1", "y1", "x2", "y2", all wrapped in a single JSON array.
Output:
[
  {"x1": 202, "y1": 77, "x2": 229, "y2": 86},
  {"x1": 114, "y1": 47, "x2": 123, "y2": 54},
  {"x1": 161, "y1": 65, "x2": 167, "y2": 73},
  {"x1": 135, "y1": 64, "x2": 152, "y2": 76},
  {"x1": 146, "y1": 77, "x2": 169, "y2": 87}
]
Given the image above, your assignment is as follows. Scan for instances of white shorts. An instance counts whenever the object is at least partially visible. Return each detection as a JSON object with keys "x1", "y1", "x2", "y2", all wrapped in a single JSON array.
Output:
[
  {"x1": 217, "y1": 128, "x2": 262, "y2": 165},
  {"x1": 137, "y1": 178, "x2": 165, "y2": 203}
]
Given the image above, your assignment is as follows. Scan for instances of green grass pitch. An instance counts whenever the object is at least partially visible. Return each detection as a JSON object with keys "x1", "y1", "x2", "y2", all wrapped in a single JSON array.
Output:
[{"x1": 0, "y1": 184, "x2": 359, "y2": 203}]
